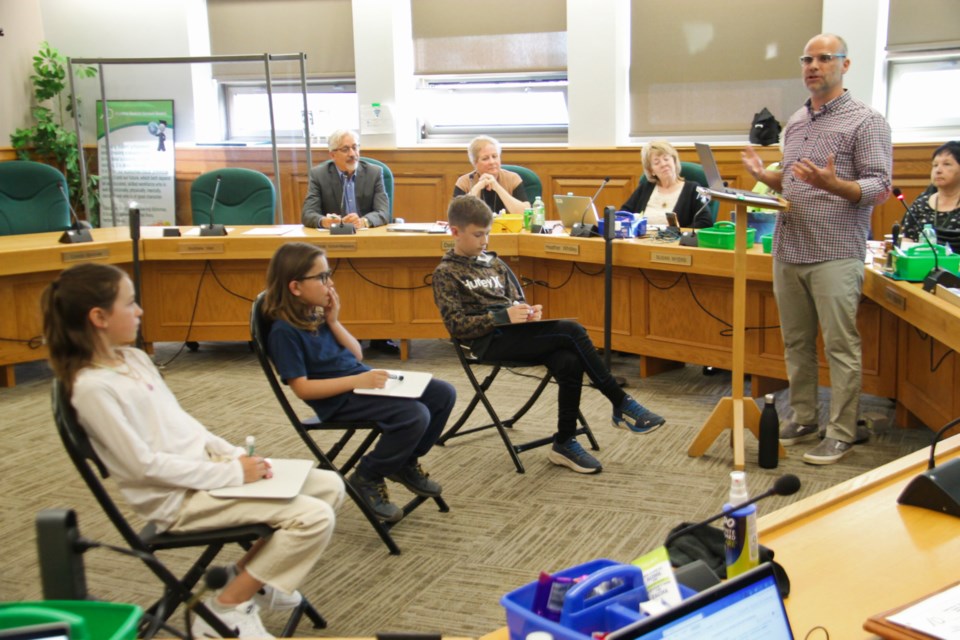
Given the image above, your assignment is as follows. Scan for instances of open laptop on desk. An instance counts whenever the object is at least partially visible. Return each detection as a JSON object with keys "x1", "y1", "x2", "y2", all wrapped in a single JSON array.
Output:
[
  {"x1": 695, "y1": 143, "x2": 783, "y2": 205},
  {"x1": 606, "y1": 562, "x2": 793, "y2": 640},
  {"x1": 554, "y1": 194, "x2": 599, "y2": 229}
]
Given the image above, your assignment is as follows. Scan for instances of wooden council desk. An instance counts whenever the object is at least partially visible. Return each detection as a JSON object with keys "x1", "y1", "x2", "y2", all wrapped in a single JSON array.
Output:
[
  {"x1": 1, "y1": 227, "x2": 955, "y2": 438},
  {"x1": 478, "y1": 433, "x2": 960, "y2": 640}
]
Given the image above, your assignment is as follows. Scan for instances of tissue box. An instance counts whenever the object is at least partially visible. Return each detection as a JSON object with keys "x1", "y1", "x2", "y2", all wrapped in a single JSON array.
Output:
[
  {"x1": 501, "y1": 559, "x2": 695, "y2": 640},
  {"x1": 597, "y1": 213, "x2": 647, "y2": 239}
]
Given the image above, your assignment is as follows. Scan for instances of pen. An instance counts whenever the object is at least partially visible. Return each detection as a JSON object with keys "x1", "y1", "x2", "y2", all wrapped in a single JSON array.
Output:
[
  {"x1": 245, "y1": 435, "x2": 255, "y2": 456},
  {"x1": 387, "y1": 373, "x2": 404, "y2": 381}
]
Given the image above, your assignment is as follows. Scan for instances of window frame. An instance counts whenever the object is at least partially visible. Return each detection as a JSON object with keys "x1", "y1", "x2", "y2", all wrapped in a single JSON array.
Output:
[{"x1": 885, "y1": 47, "x2": 960, "y2": 141}]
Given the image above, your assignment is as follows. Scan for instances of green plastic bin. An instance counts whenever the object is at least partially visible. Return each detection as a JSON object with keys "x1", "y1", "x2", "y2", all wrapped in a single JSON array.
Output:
[
  {"x1": 0, "y1": 601, "x2": 141, "y2": 640},
  {"x1": 761, "y1": 234, "x2": 773, "y2": 254},
  {"x1": 891, "y1": 244, "x2": 960, "y2": 281},
  {"x1": 697, "y1": 221, "x2": 756, "y2": 250}
]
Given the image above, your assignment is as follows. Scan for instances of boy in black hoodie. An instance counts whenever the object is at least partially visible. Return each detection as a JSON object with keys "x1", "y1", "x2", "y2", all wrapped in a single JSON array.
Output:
[{"x1": 432, "y1": 195, "x2": 666, "y2": 474}]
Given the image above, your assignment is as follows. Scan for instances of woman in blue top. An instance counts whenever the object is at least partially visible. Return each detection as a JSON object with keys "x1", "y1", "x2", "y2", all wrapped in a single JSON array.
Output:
[{"x1": 262, "y1": 242, "x2": 456, "y2": 523}]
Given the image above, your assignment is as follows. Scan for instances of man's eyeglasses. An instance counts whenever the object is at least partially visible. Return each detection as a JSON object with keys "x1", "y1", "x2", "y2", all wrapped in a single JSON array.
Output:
[
  {"x1": 333, "y1": 144, "x2": 360, "y2": 154},
  {"x1": 799, "y1": 53, "x2": 846, "y2": 66},
  {"x1": 299, "y1": 270, "x2": 333, "y2": 284}
]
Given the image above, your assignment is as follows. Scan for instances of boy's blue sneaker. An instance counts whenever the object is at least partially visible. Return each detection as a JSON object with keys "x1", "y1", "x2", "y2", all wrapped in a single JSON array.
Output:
[
  {"x1": 547, "y1": 437, "x2": 602, "y2": 474},
  {"x1": 613, "y1": 396, "x2": 666, "y2": 434}
]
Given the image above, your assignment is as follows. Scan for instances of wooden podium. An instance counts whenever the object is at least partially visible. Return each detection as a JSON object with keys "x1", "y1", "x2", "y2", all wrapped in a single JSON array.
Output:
[{"x1": 687, "y1": 191, "x2": 789, "y2": 469}]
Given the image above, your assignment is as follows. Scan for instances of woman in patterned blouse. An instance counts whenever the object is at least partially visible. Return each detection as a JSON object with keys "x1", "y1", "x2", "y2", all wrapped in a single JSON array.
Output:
[{"x1": 902, "y1": 141, "x2": 960, "y2": 240}]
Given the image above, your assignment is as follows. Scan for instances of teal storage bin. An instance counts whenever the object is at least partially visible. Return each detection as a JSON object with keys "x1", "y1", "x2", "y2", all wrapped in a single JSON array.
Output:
[
  {"x1": 0, "y1": 601, "x2": 141, "y2": 640},
  {"x1": 891, "y1": 244, "x2": 960, "y2": 281},
  {"x1": 501, "y1": 559, "x2": 695, "y2": 640},
  {"x1": 697, "y1": 221, "x2": 756, "y2": 250}
]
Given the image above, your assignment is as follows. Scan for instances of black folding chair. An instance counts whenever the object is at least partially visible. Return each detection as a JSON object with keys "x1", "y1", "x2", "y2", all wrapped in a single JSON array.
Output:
[
  {"x1": 51, "y1": 382, "x2": 325, "y2": 638},
  {"x1": 438, "y1": 338, "x2": 599, "y2": 473},
  {"x1": 249, "y1": 292, "x2": 449, "y2": 556}
]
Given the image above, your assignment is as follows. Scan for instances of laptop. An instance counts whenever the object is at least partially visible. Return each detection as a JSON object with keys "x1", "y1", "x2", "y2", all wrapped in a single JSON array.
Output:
[
  {"x1": 606, "y1": 563, "x2": 793, "y2": 640},
  {"x1": 695, "y1": 143, "x2": 782, "y2": 205},
  {"x1": 553, "y1": 194, "x2": 598, "y2": 228}
]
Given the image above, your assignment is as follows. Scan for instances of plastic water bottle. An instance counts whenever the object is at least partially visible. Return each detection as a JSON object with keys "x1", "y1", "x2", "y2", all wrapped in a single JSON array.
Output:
[
  {"x1": 532, "y1": 196, "x2": 546, "y2": 230},
  {"x1": 723, "y1": 471, "x2": 759, "y2": 578},
  {"x1": 758, "y1": 394, "x2": 779, "y2": 469},
  {"x1": 922, "y1": 223, "x2": 938, "y2": 247}
]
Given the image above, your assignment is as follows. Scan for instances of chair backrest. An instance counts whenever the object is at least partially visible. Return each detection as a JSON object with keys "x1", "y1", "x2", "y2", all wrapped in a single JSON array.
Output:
[
  {"x1": 502, "y1": 164, "x2": 543, "y2": 202},
  {"x1": 250, "y1": 292, "x2": 316, "y2": 429},
  {"x1": 0, "y1": 161, "x2": 72, "y2": 235},
  {"x1": 51, "y1": 381, "x2": 149, "y2": 553},
  {"x1": 190, "y1": 168, "x2": 276, "y2": 226},
  {"x1": 637, "y1": 161, "x2": 719, "y2": 221},
  {"x1": 360, "y1": 157, "x2": 394, "y2": 216}
]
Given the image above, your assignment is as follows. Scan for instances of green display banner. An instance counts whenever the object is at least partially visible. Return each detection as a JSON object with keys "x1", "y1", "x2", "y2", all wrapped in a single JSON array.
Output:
[{"x1": 96, "y1": 100, "x2": 176, "y2": 227}]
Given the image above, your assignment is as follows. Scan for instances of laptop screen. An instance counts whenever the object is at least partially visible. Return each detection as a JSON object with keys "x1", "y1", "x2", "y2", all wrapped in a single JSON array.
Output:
[
  {"x1": 694, "y1": 142, "x2": 724, "y2": 190},
  {"x1": 606, "y1": 563, "x2": 793, "y2": 640}
]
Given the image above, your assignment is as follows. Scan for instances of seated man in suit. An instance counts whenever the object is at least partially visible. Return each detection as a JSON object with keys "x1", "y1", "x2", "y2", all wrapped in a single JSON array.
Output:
[
  {"x1": 302, "y1": 128, "x2": 398, "y2": 355},
  {"x1": 301, "y1": 129, "x2": 391, "y2": 230}
]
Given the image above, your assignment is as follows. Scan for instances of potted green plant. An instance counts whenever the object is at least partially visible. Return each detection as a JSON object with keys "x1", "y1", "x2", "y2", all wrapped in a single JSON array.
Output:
[{"x1": 10, "y1": 41, "x2": 100, "y2": 225}]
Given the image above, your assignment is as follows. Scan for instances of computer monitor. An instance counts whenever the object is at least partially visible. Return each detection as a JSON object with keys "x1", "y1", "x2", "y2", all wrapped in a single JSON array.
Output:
[{"x1": 606, "y1": 563, "x2": 793, "y2": 640}]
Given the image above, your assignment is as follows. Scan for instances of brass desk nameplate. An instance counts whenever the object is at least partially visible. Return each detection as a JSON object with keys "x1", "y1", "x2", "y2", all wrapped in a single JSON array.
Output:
[
  {"x1": 544, "y1": 243, "x2": 580, "y2": 256},
  {"x1": 650, "y1": 252, "x2": 693, "y2": 267},
  {"x1": 61, "y1": 248, "x2": 110, "y2": 263},
  {"x1": 884, "y1": 286, "x2": 907, "y2": 311},
  {"x1": 178, "y1": 244, "x2": 226, "y2": 255}
]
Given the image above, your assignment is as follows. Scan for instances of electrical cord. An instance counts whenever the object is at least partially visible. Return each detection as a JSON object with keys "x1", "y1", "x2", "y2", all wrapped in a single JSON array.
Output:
[
  {"x1": 803, "y1": 625, "x2": 830, "y2": 639},
  {"x1": 519, "y1": 262, "x2": 577, "y2": 290},
  {"x1": 155, "y1": 261, "x2": 210, "y2": 369},
  {"x1": 343, "y1": 258, "x2": 434, "y2": 290},
  {"x1": 0, "y1": 335, "x2": 44, "y2": 349},
  {"x1": 912, "y1": 327, "x2": 954, "y2": 373}
]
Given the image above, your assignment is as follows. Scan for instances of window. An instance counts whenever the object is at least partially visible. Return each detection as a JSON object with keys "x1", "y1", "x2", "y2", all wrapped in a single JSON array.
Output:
[
  {"x1": 416, "y1": 74, "x2": 569, "y2": 142},
  {"x1": 222, "y1": 81, "x2": 359, "y2": 143},
  {"x1": 411, "y1": 0, "x2": 568, "y2": 143},
  {"x1": 886, "y1": 54, "x2": 960, "y2": 137}
]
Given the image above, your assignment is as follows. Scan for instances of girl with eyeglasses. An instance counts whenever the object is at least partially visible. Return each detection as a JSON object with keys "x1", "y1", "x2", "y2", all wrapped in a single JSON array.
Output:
[{"x1": 261, "y1": 242, "x2": 456, "y2": 524}]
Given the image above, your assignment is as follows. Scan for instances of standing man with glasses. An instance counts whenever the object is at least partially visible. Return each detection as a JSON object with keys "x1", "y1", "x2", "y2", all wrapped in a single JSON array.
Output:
[
  {"x1": 741, "y1": 33, "x2": 892, "y2": 465},
  {"x1": 301, "y1": 129, "x2": 390, "y2": 230},
  {"x1": 302, "y1": 129, "x2": 399, "y2": 354}
]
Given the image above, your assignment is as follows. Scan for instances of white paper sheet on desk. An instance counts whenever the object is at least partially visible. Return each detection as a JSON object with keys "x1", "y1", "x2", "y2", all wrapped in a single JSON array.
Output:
[
  {"x1": 887, "y1": 583, "x2": 960, "y2": 639},
  {"x1": 241, "y1": 226, "x2": 300, "y2": 236}
]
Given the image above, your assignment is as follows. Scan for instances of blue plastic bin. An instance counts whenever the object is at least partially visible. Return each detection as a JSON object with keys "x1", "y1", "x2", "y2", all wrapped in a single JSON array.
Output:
[
  {"x1": 501, "y1": 559, "x2": 695, "y2": 640},
  {"x1": 597, "y1": 213, "x2": 647, "y2": 239}
]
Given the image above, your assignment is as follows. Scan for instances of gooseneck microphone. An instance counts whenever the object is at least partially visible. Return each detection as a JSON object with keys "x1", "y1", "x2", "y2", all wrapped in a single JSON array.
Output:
[
  {"x1": 663, "y1": 474, "x2": 801, "y2": 547},
  {"x1": 571, "y1": 176, "x2": 611, "y2": 238},
  {"x1": 200, "y1": 174, "x2": 227, "y2": 236},
  {"x1": 898, "y1": 415, "x2": 960, "y2": 517},
  {"x1": 892, "y1": 187, "x2": 959, "y2": 292},
  {"x1": 57, "y1": 184, "x2": 94, "y2": 244}
]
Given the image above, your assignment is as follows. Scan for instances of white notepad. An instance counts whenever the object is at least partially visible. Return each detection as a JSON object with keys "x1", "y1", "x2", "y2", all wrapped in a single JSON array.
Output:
[
  {"x1": 209, "y1": 458, "x2": 314, "y2": 499},
  {"x1": 353, "y1": 370, "x2": 432, "y2": 398}
]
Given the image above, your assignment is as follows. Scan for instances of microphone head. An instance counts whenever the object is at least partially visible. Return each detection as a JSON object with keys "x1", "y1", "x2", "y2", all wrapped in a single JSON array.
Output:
[
  {"x1": 893, "y1": 187, "x2": 904, "y2": 200},
  {"x1": 603, "y1": 176, "x2": 611, "y2": 183},
  {"x1": 205, "y1": 566, "x2": 230, "y2": 590},
  {"x1": 773, "y1": 473, "x2": 801, "y2": 496}
]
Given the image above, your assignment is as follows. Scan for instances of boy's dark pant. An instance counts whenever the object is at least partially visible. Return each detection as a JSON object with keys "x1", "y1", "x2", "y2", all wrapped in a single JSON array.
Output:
[
  {"x1": 329, "y1": 379, "x2": 456, "y2": 480},
  {"x1": 478, "y1": 320, "x2": 626, "y2": 440}
]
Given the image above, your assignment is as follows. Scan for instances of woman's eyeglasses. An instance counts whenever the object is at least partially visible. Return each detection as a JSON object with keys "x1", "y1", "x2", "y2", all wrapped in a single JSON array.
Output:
[
  {"x1": 799, "y1": 53, "x2": 846, "y2": 66},
  {"x1": 299, "y1": 270, "x2": 333, "y2": 284}
]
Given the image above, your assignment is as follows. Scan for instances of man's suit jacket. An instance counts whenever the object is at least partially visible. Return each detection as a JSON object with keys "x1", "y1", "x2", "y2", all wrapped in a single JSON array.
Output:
[{"x1": 301, "y1": 160, "x2": 390, "y2": 228}]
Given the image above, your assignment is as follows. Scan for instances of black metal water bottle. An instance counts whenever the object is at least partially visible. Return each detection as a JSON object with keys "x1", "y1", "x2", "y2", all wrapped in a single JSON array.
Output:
[{"x1": 758, "y1": 394, "x2": 779, "y2": 469}]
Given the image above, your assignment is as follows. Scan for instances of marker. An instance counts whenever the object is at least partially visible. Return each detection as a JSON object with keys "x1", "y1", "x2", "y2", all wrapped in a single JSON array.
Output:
[
  {"x1": 245, "y1": 435, "x2": 256, "y2": 456},
  {"x1": 387, "y1": 373, "x2": 404, "y2": 381}
]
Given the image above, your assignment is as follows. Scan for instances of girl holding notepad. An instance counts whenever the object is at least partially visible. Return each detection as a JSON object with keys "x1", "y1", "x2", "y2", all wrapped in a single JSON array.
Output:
[
  {"x1": 262, "y1": 242, "x2": 456, "y2": 525},
  {"x1": 42, "y1": 263, "x2": 345, "y2": 639}
]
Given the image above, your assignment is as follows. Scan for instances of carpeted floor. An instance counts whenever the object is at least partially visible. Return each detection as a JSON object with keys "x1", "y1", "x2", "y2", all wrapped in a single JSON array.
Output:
[{"x1": 0, "y1": 339, "x2": 932, "y2": 637}]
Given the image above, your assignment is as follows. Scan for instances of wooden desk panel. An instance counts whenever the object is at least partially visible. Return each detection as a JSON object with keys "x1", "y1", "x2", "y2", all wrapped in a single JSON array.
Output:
[
  {"x1": 758, "y1": 434, "x2": 960, "y2": 639},
  {"x1": 0, "y1": 228, "x2": 133, "y2": 385}
]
